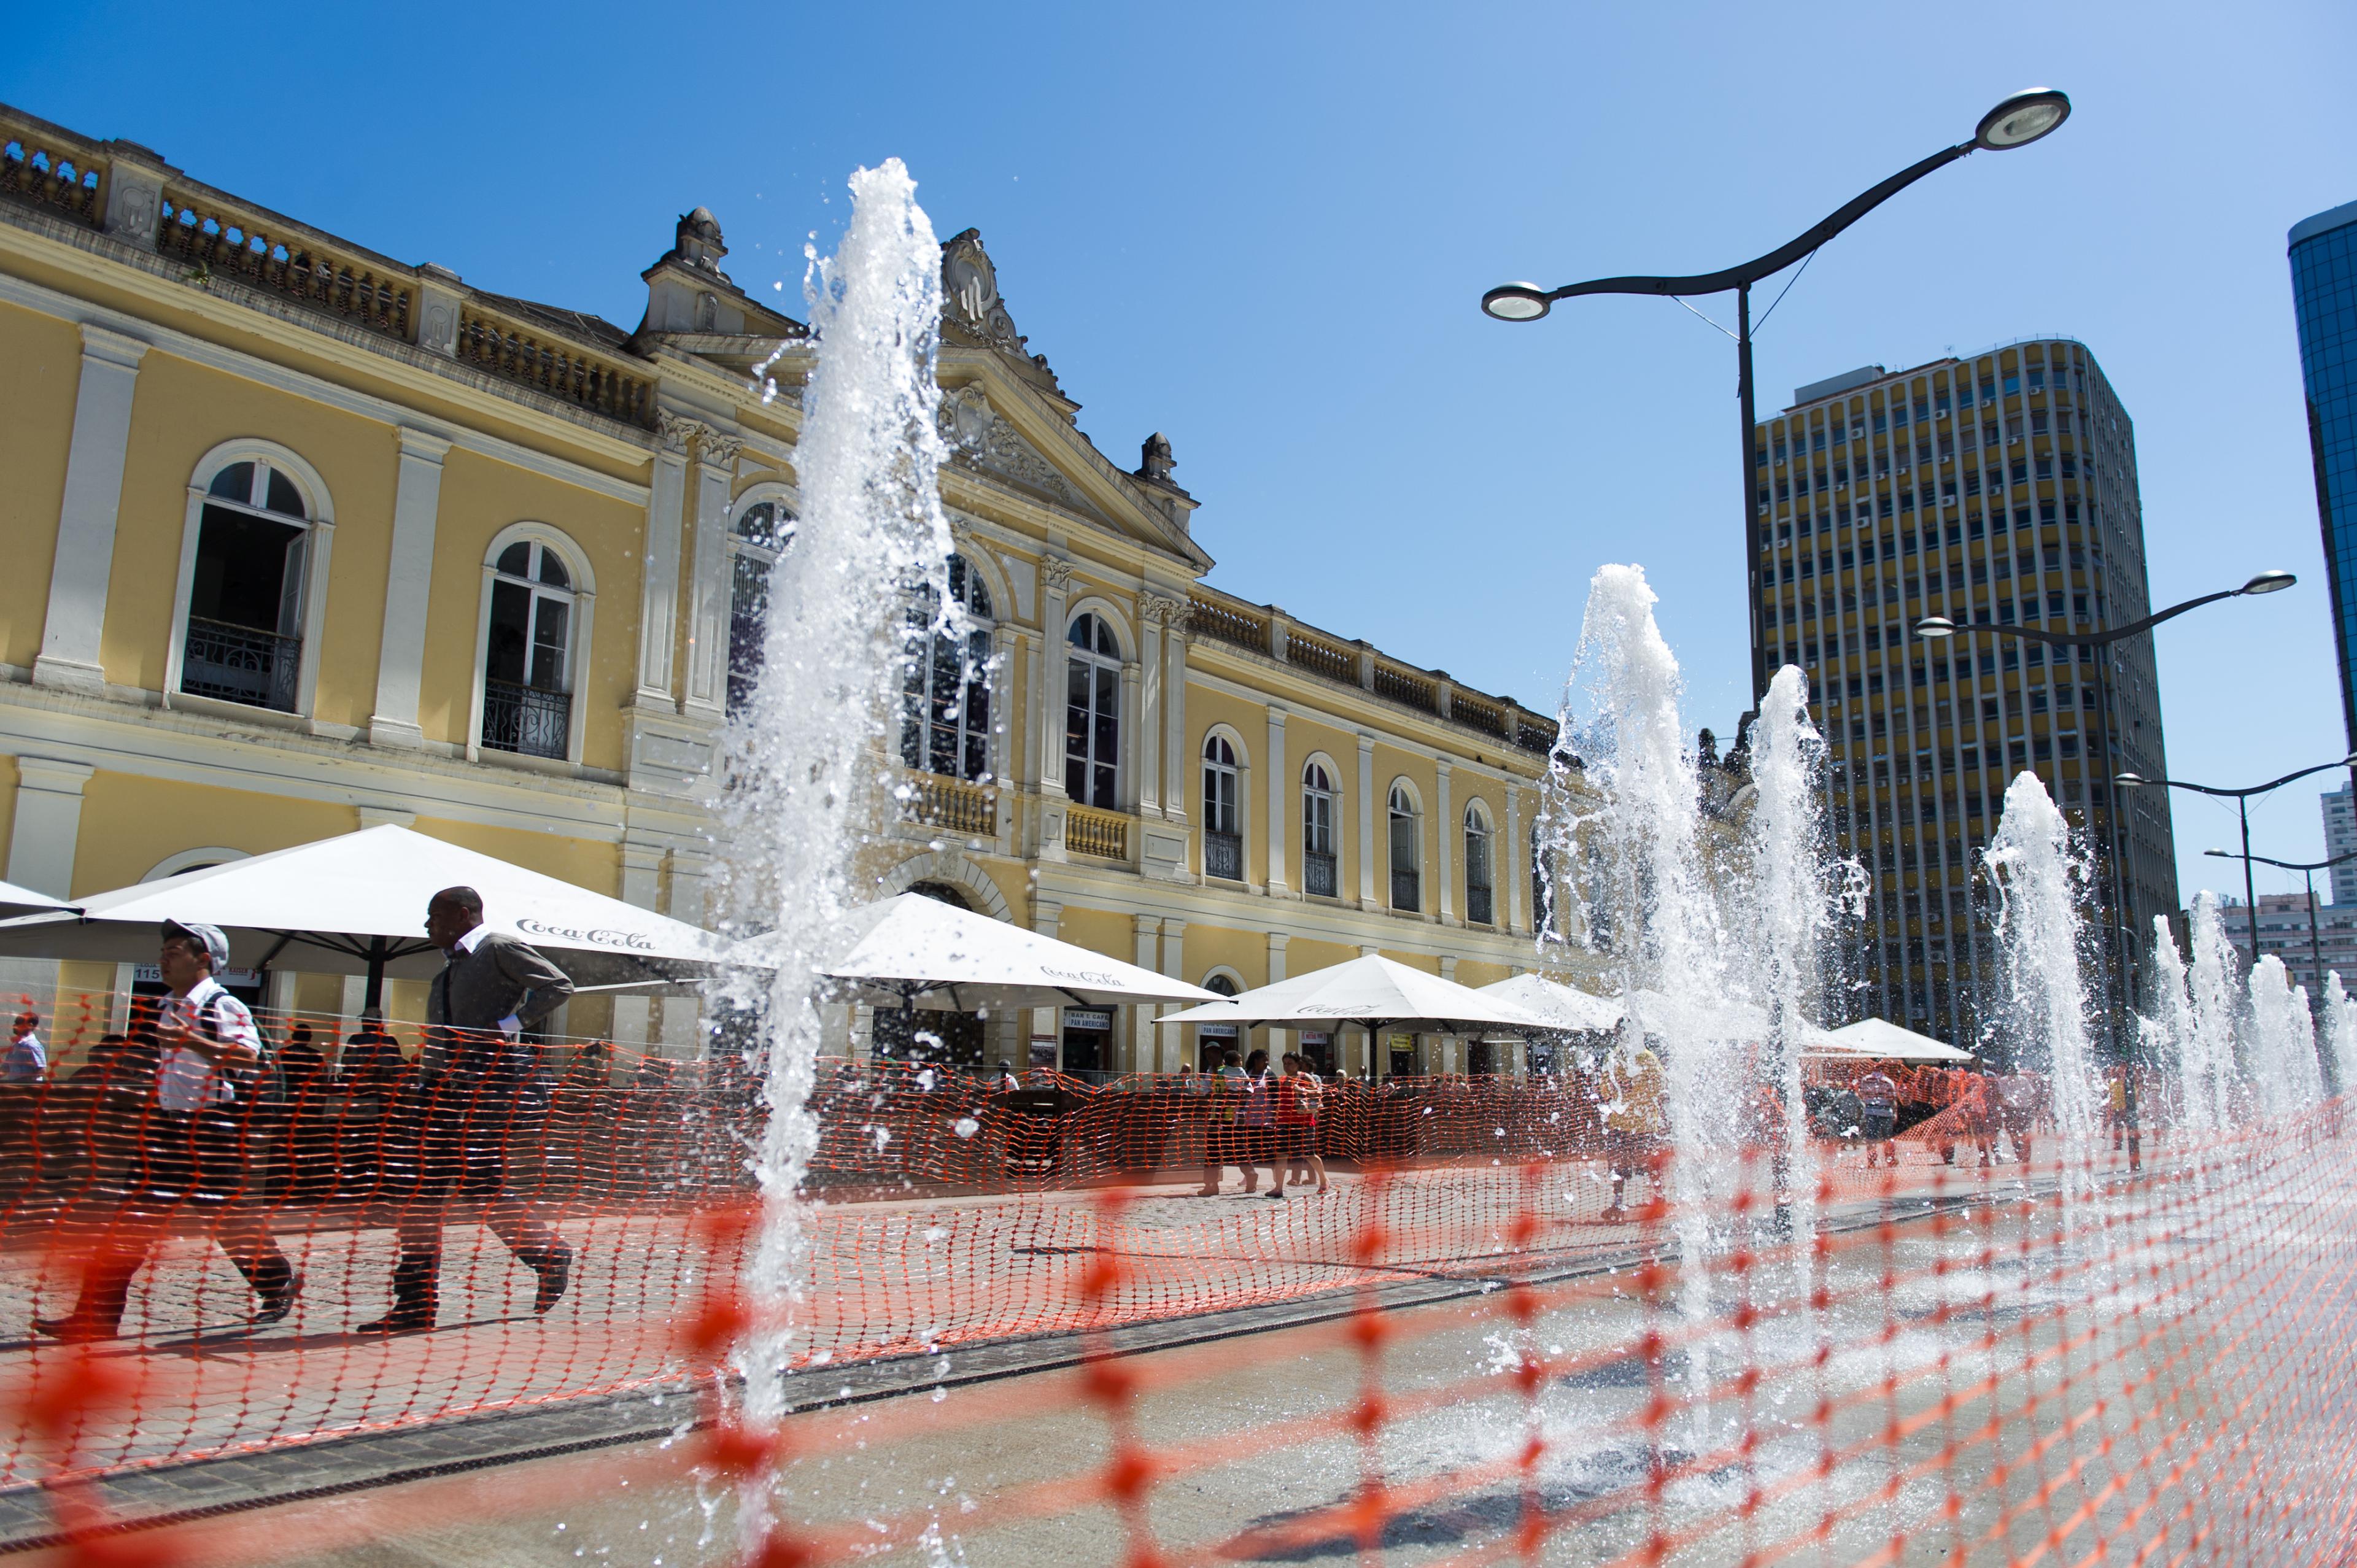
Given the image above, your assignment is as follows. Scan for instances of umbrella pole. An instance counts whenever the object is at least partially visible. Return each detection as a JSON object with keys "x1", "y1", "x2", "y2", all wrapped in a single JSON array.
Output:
[{"x1": 363, "y1": 937, "x2": 387, "y2": 1014}]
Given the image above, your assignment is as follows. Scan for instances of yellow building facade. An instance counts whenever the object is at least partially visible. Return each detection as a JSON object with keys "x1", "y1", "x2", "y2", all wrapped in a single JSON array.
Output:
[{"x1": 0, "y1": 104, "x2": 1600, "y2": 1074}]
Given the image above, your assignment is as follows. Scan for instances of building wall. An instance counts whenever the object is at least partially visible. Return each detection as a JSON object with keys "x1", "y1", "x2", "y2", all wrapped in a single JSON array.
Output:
[
  {"x1": 0, "y1": 102, "x2": 1604, "y2": 1074},
  {"x1": 1751, "y1": 341, "x2": 2178, "y2": 1044},
  {"x1": 2291, "y1": 201, "x2": 2357, "y2": 758}
]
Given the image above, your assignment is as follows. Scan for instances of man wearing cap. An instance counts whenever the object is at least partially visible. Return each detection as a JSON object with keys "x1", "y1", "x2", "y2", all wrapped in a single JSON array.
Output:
[
  {"x1": 361, "y1": 886, "x2": 574, "y2": 1334},
  {"x1": 35, "y1": 921, "x2": 301, "y2": 1340}
]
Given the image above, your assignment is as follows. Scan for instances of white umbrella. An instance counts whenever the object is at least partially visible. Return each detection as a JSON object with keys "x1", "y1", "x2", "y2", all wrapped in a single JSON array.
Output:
[
  {"x1": 1815, "y1": 1017, "x2": 1976, "y2": 1063},
  {"x1": 1622, "y1": 988, "x2": 1838, "y2": 1051},
  {"x1": 0, "y1": 879, "x2": 74, "y2": 921},
  {"x1": 1159, "y1": 954, "x2": 1552, "y2": 1047},
  {"x1": 1475, "y1": 973, "x2": 1625, "y2": 1032},
  {"x1": 0, "y1": 825, "x2": 727, "y2": 1002},
  {"x1": 743, "y1": 892, "x2": 1224, "y2": 1013}
]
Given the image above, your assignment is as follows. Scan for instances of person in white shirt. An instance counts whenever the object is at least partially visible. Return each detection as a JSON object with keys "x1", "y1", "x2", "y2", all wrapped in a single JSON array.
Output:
[
  {"x1": 35, "y1": 921, "x2": 301, "y2": 1341},
  {"x1": 4, "y1": 1004, "x2": 44, "y2": 1083}
]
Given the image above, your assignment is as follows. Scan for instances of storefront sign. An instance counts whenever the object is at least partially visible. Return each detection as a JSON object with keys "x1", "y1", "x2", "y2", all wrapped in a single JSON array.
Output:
[{"x1": 1063, "y1": 1009, "x2": 1112, "y2": 1032}]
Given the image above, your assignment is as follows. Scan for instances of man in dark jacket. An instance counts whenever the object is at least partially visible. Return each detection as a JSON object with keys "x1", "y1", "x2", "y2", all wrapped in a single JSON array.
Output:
[{"x1": 360, "y1": 886, "x2": 575, "y2": 1334}]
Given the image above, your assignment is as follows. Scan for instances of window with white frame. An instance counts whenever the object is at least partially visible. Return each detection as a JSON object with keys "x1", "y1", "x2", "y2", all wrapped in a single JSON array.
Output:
[
  {"x1": 1302, "y1": 762, "x2": 1337, "y2": 898},
  {"x1": 727, "y1": 499, "x2": 795, "y2": 714},
  {"x1": 900, "y1": 553, "x2": 995, "y2": 781},
  {"x1": 482, "y1": 539, "x2": 577, "y2": 759},
  {"x1": 1388, "y1": 783, "x2": 1422, "y2": 913},
  {"x1": 1463, "y1": 801, "x2": 1495, "y2": 925},
  {"x1": 181, "y1": 458, "x2": 314, "y2": 713},
  {"x1": 1064, "y1": 612, "x2": 1121, "y2": 809},
  {"x1": 1202, "y1": 734, "x2": 1242, "y2": 881}
]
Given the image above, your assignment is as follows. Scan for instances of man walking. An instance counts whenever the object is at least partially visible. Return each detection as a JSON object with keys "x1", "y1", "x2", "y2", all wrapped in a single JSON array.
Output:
[
  {"x1": 361, "y1": 886, "x2": 574, "y2": 1334},
  {"x1": 36, "y1": 921, "x2": 300, "y2": 1340}
]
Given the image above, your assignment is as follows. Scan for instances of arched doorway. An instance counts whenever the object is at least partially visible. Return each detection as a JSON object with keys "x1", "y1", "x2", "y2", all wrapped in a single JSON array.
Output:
[{"x1": 869, "y1": 882, "x2": 988, "y2": 1068}]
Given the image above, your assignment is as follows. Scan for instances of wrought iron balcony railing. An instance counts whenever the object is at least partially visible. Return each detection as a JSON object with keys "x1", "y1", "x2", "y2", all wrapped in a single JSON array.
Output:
[{"x1": 181, "y1": 617, "x2": 299, "y2": 713}]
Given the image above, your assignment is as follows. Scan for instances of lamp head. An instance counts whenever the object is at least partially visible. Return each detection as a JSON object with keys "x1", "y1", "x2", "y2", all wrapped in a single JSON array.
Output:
[
  {"x1": 2204, "y1": 848, "x2": 2232, "y2": 859},
  {"x1": 1976, "y1": 88, "x2": 2071, "y2": 150},
  {"x1": 2239, "y1": 570, "x2": 2296, "y2": 595},
  {"x1": 2113, "y1": 772, "x2": 2148, "y2": 788},
  {"x1": 1481, "y1": 284, "x2": 1552, "y2": 323},
  {"x1": 1913, "y1": 616, "x2": 1957, "y2": 639}
]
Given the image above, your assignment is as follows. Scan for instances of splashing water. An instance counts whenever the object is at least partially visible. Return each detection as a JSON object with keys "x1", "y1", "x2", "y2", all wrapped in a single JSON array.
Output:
[
  {"x1": 2143, "y1": 913, "x2": 2196, "y2": 1124},
  {"x1": 2181, "y1": 892, "x2": 2243, "y2": 1135},
  {"x1": 2244, "y1": 956, "x2": 2323, "y2": 1117},
  {"x1": 719, "y1": 159, "x2": 956, "y2": 1527},
  {"x1": 1740, "y1": 665, "x2": 1840, "y2": 1267},
  {"x1": 2326, "y1": 972, "x2": 2357, "y2": 1094},
  {"x1": 1983, "y1": 772, "x2": 2099, "y2": 1185}
]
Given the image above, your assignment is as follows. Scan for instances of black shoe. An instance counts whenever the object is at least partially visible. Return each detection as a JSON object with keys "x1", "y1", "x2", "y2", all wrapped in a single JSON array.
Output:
[
  {"x1": 355, "y1": 1303, "x2": 435, "y2": 1335},
  {"x1": 252, "y1": 1267, "x2": 303, "y2": 1326},
  {"x1": 532, "y1": 1242, "x2": 573, "y2": 1316},
  {"x1": 32, "y1": 1313, "x2": 117, "y2": 1343}
]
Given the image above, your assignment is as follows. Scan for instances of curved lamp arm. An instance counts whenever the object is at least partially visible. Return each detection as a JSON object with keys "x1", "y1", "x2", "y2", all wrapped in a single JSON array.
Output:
[{"x1": 1514, "y1": 142, "x2": 1978, "y2": 305}]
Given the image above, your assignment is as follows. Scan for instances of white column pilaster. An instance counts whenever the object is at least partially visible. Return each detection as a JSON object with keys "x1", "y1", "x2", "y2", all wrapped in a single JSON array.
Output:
[
  {"x1": 1265, "y1": 706, "x2": 1288, "y2": 897},
  {"x1": 369, "y1": 428, "x2": 451, "y2": 747},
  {"x1": 1031, "y1": 898, "x2": 1062, "y2": 1068},
  {"x1": 1266, "y1": 930, "x2": 1289, "y2": 1060},
  {"x1": 1357, "y1": 733, "x2": 1377, "y2": 910},
  {"x1": 1037, "y1": 560, "x2": 1072, "y2": 797},
  {"x1": 1505, "y1": 782, "x2": 1525, "y2": 934},
  {"x1": 1158, "y1": 916, "x2": 1187, "y2": 1076},
  {"x1": 6, "y1": 758, "x2": 95, "y2": 898},
  {"x1": 635, "y1": 414, "x2": 694, "y2": 706},
  {"x1": 684, "y1": 433, "x2": 741, "y2": 716},
  {"x1": 34, "y1": 326, "x2": 149, "y2": 695},
  {"x1": 1120, "y1": 660, "x2": 1144, "y2": 814},
  {"x1": 1137, "y1": 600, "x2": 1164, "y2": 818},
  {"x1": 1163, "y1": 614, "x2": 1190, "y2": 822},
  {"x1": 1436, "y1": 759, "x2": 1455, "y2": 924},
  {"x1": 610, "y1": 841, "x2": 665, "y2": 1046},
  {"x1": 1131, "y1": 914, "x2": 1161, "y2": 1072}
]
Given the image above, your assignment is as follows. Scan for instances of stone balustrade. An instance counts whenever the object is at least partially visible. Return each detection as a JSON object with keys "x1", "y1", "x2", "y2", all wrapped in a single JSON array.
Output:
[
  {"x1": 455, "y1": 304, "x2": 656, "y2": 428},
  {"x1": 1065, "y1": 804, "x2": 1131, "y2": 861},
  {"x1": 0, "y1": 114, "x2": 104, "y2": 226},
  {"x1": 905, "y1": 774, "x2": 997, "y2": 836},
  {"x1": 158, "y1": 187, "x2": 413, "y2": 340}
]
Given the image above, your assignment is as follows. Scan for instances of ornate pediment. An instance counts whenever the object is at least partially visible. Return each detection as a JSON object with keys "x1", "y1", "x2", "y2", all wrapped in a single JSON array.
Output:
[{"x1": 937, "y1": 384, "x2": 1095, "y2": 514}]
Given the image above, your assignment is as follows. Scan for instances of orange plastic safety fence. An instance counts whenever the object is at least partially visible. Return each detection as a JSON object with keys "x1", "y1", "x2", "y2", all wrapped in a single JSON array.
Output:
[{"x1": 1, "y1": 980, "x2": 2350, "y2": 1566}]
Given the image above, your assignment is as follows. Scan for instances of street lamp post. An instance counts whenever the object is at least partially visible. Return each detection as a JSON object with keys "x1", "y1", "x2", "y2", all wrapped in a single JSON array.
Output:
[
  {"x1": 2202, "y1": 844, "x2": 2357, "y2": 987},
  {"x1": 1918, "y1": 571, "x2": 2301, "y2": 1175},
  {"x1": 1914, "y1": 572, "x2": 2300, "y2": 1028},
  {"x1": 1481, "y1": 88, "x2": 2071, "y2": 708},
  {"x1": 2114, "y1": 747, "x2": 2357, "y2": 968}
]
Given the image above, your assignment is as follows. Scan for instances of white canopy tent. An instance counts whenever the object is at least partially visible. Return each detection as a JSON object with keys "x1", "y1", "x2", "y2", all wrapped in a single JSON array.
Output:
[
  {"x1": 1474, "y1": 973, "x2": 1625, "y2": 1033},
  {"x1": 1816, "y1": 1017, "x2": 1976, "y2": 1063},
  {"x1": 1159, "y1": 954, "x2": 1552, "y2": 1075},
  {"x1": 0, "y1": 879, "x2": 74, "y2": 921},
  {"x1": 0, "y1": 825, "x2": 729, "y2": 1005},
  {"x1": 785, "y1": 892, "x2": 1225, "y2": 1014}
]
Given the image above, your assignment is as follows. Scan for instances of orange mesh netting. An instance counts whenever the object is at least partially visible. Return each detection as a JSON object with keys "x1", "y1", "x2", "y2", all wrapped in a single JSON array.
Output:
[{"x1": 2, "y1": 989, "x2": 2353, "y2": 1564}]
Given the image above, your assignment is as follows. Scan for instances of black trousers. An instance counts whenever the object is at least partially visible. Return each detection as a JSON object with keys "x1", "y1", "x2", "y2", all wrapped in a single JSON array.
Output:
[
  {"x1": 377, "y1": 1067, "x2": 559, "y2": 1300},
  {"x1": 60, "y1": 1108, "x2": 292, "y2": 1332}
]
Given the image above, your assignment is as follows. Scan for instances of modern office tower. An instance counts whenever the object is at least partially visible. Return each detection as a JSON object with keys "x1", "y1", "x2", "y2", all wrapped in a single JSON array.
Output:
[
  {"x1": 1750, "y1": 341, "x2": 2179, "y2": 1045},
  {"x1": 2291, "y1": 201, "x2": 2357, "y2": 758},
  {"x1": 2326, "y1": 787, "x2": 2357, "y2": 906}
]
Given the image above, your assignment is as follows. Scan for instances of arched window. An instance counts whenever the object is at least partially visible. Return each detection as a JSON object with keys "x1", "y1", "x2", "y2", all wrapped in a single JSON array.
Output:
[
  {"x1": 1388, "y1": 783, "x2": 1422, "y2": 913},
  {"x1": 180, "y1": 458, "x2": 315, "y2": 713},
  {"x1": 481, "y1": 536, "x2": 579, "y2": 760},
  {"x1": 1463, "y1": 802, "x2": 1495, "y2": 926},
  {"x1": 1302, "y1": 762, "x2": 1338, "y2": 898},
  {"x1": 727, "y1": 499, "x2": 795, "y2": 714},
  {"x1": 1202, "y1": 734, "x2": 1242, "y2": 881},
  {"x1": 1064, "y1": 612, "x2": 1121, "y2": 809},
  {"x1": 900, "y1": 554, "x2": 996, "y2": 781}
]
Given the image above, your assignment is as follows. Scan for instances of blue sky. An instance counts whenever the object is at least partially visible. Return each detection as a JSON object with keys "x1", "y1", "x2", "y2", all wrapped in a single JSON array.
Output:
[{"x1": 9, "y1": 1, "x2": 2355, "y2": 905}]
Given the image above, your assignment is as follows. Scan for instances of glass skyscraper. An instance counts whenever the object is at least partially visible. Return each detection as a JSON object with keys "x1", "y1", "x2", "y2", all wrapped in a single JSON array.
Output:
[{"x1": 2291, "y1": 199, "x2": 2357, "y2": 752}]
